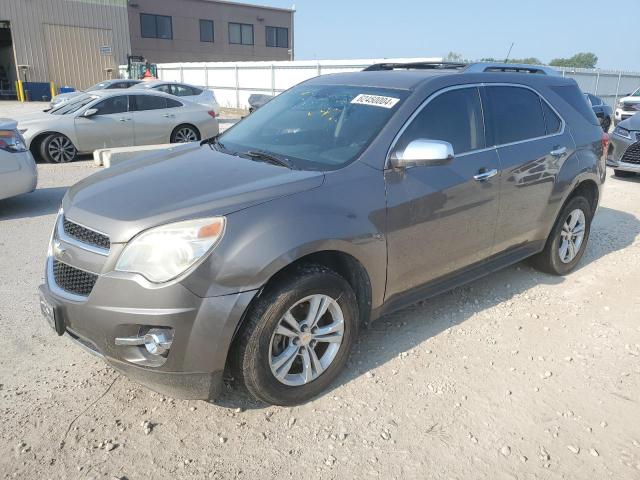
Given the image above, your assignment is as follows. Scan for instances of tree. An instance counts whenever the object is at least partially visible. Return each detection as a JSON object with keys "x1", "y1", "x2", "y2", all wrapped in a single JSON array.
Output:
[
  {"x1": 549, "y1": 52, "x2": 598, "y2": 69},
  {"x1": 445, "y1": 51, "x2": 466, "y2": 63}
]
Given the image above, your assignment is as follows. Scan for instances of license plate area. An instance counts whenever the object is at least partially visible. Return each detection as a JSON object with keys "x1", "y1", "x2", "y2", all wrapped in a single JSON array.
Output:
[{"x1": 40, "y1": 295, "x2": 66, "y2": 336}]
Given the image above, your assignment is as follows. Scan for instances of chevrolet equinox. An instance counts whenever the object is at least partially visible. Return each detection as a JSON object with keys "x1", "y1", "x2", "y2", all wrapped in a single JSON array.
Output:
[{"x1": 39, "y1": 62, "x2": 607, "y2": 406}]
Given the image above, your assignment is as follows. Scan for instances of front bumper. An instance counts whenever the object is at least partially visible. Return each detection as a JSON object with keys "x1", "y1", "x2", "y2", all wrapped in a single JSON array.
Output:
[
  {"x1": 40, "y1": 264, "x2": 257, "y2": 400},
  {"x1": 607, "y1": 131, "x2": 640, "y2": 173}
]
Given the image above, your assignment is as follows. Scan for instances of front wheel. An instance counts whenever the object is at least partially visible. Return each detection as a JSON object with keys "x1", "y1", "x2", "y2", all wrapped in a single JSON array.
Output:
[
  {"x1": 40, "y1": 133, "x2": 77, "y2": 163},
  {"x1": 232, "y1": 265, "x2": 359, "y2": 406},
  {"x1": 530, "y1": 195, "x2": 593, "y2": 275}
]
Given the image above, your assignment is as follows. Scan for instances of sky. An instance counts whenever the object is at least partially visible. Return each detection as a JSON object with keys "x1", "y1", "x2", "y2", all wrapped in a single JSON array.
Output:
[{"x1": 255, "y1": 0, "x2": 640, "y2": 71}]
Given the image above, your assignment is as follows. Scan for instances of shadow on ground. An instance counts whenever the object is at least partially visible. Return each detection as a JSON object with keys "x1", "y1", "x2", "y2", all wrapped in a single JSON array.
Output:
[
  {"x1": 214, "y1": 205, "x2": 640, "y2": 409},
  {"x1": 0, "y1": 187, "x2": 67, "y2": 220}
]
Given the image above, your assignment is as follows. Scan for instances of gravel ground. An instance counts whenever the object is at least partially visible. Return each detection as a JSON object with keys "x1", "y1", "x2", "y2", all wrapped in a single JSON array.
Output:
[{"x1": 1, "y1": 163, "x2": 639, "y2": 480}]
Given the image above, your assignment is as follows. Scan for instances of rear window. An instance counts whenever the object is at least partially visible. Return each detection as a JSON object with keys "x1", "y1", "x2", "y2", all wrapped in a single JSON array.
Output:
[
  {"x1": 550, "y1": 85, "x2": 599, "y2": 125},
  {"x1": 486, "y1": 86, "x2": 547, "y2": 145}
]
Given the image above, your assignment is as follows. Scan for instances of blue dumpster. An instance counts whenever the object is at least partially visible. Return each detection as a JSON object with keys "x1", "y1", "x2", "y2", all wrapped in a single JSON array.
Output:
[{"x1": 59, "y1": 86, "x2": 75, "y2": 94}]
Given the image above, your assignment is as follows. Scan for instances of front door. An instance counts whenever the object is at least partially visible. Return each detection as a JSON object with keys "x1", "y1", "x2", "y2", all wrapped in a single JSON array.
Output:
[
  {"x1": 74, "y1": 95, "x2": 133, "y2": 152},
  {"x1": 385, "y1": 86, "x2": 501, "y2": 299}
]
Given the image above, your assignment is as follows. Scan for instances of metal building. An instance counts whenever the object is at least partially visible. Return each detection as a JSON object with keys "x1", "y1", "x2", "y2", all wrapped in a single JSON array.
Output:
[{"x1": 0, "y1": 0, "x2": 131, "y2": 94}]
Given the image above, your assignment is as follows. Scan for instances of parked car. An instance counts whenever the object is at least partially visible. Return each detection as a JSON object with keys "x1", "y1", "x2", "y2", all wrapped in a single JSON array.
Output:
[
  {"x1": 248, "y1": 94, "x2": 274, "y2": 113},
  {"x1": 585, "y1": 93, "x2": 613, "y2": 132},
  {"x1": 132, "y1": 81, "x2": 219, "y2": 114},
  {"x1": 39, "y1": 62, "x2": 606, "y2": 406},
  {"x1": 0, "y1": 118, "x2": 37, "y2": 200},
  {"x1": 614, "y1": 86, "x2": 640, "y2": 124},
  {"x1": 19, "y1": 90, "x2": 219, "y2": 163},
  {"x1": 49, "y1": 79, "x2": 142, "y2": 109},
  {"x1": 607, "y1": 114, "x2": 640, "y2": 177}
]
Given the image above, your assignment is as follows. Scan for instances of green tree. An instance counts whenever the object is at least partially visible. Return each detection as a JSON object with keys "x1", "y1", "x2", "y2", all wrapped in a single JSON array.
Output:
[
  {"x1": 549, "y1": 52, "x2": 598, "y2": 69},
  {"x1": 445, "y1": 51, "x2": 466, "y2": 63}
]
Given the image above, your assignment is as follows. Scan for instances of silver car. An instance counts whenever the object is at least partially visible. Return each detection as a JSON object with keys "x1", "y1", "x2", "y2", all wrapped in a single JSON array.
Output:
[
  {"x1": 132, "y1": 81, "x2": 220, "y2": 113},
  {"x1": 49, "y1": 79, "x2": 142, "y2": 109},
  {"x1": 0, "y1": 119, "x2": 37, "y2": 200},
  {"x1": 19, "y1": 90, "x2": 219, "y2": 163}
]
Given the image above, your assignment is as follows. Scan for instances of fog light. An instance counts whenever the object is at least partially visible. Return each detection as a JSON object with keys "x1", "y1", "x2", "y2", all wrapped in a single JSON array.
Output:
[
  {"x1": 115, "y1": 327, "x2": 174, "y2": 356},
  {"x1": 144, "y1": 328, "x2": 173, "y2": 356}
]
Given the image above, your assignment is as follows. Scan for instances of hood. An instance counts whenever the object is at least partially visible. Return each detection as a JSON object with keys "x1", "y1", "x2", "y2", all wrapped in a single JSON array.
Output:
[
  {"x1": 63, "y1": 145, "x2": 325, "y2": 243},
  {"x1": 619, "y1": 95, "x2": 640, "y2": 104},
  {"x1": 619, "y1": 114, "x2": 640, "y2": 131},
  {"x1": 53, "y1": 91, "x2": 83, "y2": 103}
]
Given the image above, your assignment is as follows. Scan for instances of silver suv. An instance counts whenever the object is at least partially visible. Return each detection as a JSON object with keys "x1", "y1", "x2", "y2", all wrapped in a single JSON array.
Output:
[{"x1": 39, "y1": 62, "x2": 607, "y2": 406}]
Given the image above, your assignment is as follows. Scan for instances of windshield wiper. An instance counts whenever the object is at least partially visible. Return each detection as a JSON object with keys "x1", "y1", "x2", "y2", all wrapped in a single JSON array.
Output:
[
  {"x1": 202, "y1": 135, "x2": 228, "y2": 153},
  {"x1": 243, "y1": 150, "x2": 293, "y2": 169}
]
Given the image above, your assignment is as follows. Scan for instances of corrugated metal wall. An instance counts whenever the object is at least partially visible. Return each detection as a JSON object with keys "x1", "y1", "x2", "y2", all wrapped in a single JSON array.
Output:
[{"x1": 0, "y1": 0, "x2": 131, "y2": 89}]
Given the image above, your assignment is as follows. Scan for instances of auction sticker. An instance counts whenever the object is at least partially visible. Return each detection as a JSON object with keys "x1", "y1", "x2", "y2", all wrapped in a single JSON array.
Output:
[{"x1": 351, "y1": 94, "x2": 400, "y2": 109}]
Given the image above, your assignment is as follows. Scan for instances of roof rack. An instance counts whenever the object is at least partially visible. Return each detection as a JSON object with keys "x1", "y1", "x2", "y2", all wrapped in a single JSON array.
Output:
[
  {"x1": 363, "y1": 61, "x2": 467, "y2": 72},
  {"x1": 463, "y1": 62, "x2": 560, "y2": 76}
]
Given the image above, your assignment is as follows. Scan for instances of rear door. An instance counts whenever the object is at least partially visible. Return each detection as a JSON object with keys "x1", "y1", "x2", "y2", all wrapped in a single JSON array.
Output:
[
  {"x1": 129, "y1": 94, "x2": 175, "y2": 145},
  {"x1": 74, "y1": 95, "x2": 133, "y2": 151},
  {"x1": 484, "y1": 85, "x2": 575, "y2": 253},
  {"x1": 385, "y1": 86, "x2": 501, "y2": 298}
]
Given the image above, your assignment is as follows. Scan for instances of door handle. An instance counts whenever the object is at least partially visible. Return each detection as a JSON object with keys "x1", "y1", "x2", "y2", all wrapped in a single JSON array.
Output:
[
  {"x1": 162, "y1": 114, "x2": 175, "y2": 118},
  {"x1": 118, "y1": 117, "x2": 130, "y2": 122},
  {"x1": 550, "y1": 146, "x2": 567, "y2": 157},
  {"x1": 473, "y1": 168, "x2": 498, "y2": 182}
]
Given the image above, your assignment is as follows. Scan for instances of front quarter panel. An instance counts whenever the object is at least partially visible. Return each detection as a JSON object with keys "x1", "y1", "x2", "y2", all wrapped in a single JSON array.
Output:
[{"x1": 180, "y1": 161, "x2": 388, "y2": 310}]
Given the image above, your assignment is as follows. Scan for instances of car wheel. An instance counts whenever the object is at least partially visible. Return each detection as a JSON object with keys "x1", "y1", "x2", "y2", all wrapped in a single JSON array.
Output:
[
  {"x1": 601, "y1": 117, "x2": 612, "y2": 133},
  {"x1": 40, "y1": 133, "x2": 77, "y2": 163},
  {"x1": 232, "y1": 264, "x2": 359, "y2": 406},
  {"x1": 170, "y1": 124, "x2": 200, "y2": 143},
  {"x1": 530, "y1": 195, "x2": 592, "y2": 276},
  {"x1": 614, "y1": 169, "x2": 636, "y2": 178}
]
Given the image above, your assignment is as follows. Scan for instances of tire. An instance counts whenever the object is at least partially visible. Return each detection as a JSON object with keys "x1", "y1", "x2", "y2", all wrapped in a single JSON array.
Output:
[
  {"x1": 40, "y1": 133, "x2": 77, "y2": 163},
  {"x1": 614, "y1": 169, "x2": 636, "y2": 178},
  {"x1": 530, "y1": 195, "x2": 593, "y2": 276},
  {"x1": 601, "y1": 117, "x2": 612, "y2": 133},
  {"x1": 170, "y1": 124, "x2": 200, "y2": 143},
  {"x1": 232, "y1": 264, "x2": 359, "y2": 406}
]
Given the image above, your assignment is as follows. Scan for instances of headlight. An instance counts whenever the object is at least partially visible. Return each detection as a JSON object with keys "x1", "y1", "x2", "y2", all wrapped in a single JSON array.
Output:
[
  {"x1": 613, "y1": 126, "x2": 632, "y2": 139},
  {"x1": 115, "y1": 217, "x2": 226, "y2": 283}
]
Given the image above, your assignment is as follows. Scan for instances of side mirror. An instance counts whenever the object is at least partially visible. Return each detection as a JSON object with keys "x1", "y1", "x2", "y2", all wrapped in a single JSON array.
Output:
[
  {"x1": 83, "y1": 108, "x2": 98, "y2": 117},
  {"x1": 391, "y1": 139, "x2": 454, "y2": 168}
]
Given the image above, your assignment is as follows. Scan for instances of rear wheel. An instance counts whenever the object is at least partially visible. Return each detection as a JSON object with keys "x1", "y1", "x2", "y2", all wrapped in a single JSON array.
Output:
[
  {"x1": 614, "y1": 169, "x2": 636, "y2": 178},
  {"x1": 232, "y1": 265, "x2": 359, "y2": 406},
  {"x1": 40, "y1": 133, "x2": 77, "y2": 163},
  {"x1": 530, "y1": 195, "x2": 593, "y2": 275},
  {"x1": 170, "y1": 124, "x2": 200, "y2": 143}
]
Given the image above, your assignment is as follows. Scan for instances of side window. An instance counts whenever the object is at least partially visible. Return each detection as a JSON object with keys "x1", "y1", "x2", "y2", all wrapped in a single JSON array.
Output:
[
  {"x1": 541, "y1": 99, "x2": 562, "y2": 135},
  {"x1": 397, "y1": 87, "x2": 485, "y2": 155},
  {"x1": 166, "y1": 98, "x2": 183, "y2": 108},
  {"x1": 171, "y1": 84, "x2": 198, "y2": 96},
  {"x1": 153, "y1": 84, "x2": 172, "y2": 94},
  {"x1": 486, "y1": 86, "x2": 546, "y2": 145},
  {"x1": 92, "y1": 96, "x2": 128, "y2": 115},
  {"x1": 131, "y1": 95, "x2": 168, "y2": 111}
]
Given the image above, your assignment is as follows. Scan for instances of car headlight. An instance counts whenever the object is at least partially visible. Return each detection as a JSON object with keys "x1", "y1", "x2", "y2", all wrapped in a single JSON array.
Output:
[
  {"x1": 613, "y1": 126, "x2": 632, "y2": 139},
  {"x1": 115, "y1": 217, "x2": 226, "y2": 283}
]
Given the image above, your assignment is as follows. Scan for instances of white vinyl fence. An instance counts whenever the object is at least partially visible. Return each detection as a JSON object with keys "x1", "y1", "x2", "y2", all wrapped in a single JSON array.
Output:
[{"x1": 120, "y1": 58, "x2": 640, "y2": 109}]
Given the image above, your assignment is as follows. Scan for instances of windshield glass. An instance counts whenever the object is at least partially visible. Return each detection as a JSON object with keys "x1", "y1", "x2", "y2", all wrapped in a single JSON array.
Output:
[
  {"x1": 219, "y1": 84, "x2": 408, "y2": 170},
  {"x1": 49, "y1": 94, "x2": 97, "y2": 115},
  {"x1": 87, "y1": 81, "x2": 110, "y2": 92}
]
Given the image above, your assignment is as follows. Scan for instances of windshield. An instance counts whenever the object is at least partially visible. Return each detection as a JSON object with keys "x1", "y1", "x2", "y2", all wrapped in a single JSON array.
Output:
[
  {"x1": 219, "y1": 84, "x2": 408, "y2": 170},
  {"x1": 49, "y1": 94, "x2": 97, "y2": 115},
  {"x1": 631, "y1": 87, "x2": 640, "y2": 97},
  {"x1": 87, "y1": 81, "x2": 111, "y2": 92}
]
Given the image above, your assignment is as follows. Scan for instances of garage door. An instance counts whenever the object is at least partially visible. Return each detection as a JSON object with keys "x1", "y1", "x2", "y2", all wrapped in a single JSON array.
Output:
[{"x1": 43, "y1": 24, "x2": 115, "y2": 90}]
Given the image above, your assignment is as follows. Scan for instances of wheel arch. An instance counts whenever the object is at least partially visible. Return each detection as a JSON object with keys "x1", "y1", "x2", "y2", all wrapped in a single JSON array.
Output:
[
  {"x1": 28, "y1": 131, "x2": 59, "y2": 160},
  {"x1": 171, "y1": 123, "x2": 201, "y2": 142}
]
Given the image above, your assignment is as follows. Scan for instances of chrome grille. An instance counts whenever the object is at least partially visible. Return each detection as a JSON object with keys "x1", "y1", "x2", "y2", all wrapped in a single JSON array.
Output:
[
  {"x1": 621, "y1": 142, "x2": 640, "y2": 165},
  {"x1": 52, "y1": 260, "x2": 98, "y2": 297},
  {"x1": 63, "y1": 218, "x2": 110, "y2": 251}
]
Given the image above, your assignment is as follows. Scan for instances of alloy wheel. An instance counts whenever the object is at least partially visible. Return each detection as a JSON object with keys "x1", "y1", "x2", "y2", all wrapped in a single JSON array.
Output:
[
  {"x1": 47, "y1": 136, "x2": 76, "y2": 163},
  {"x1": 558, "y1": 208, "x2": 586, "y2": 263},
  {"x1": 174, "y1": 127, "x2": 198, "y2": 143},
  {"x1": 269, "y1": 294, "x2": 345, "y2": 386}
]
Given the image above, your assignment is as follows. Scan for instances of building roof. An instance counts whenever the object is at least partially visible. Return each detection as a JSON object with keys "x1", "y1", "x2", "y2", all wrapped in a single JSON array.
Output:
[{"x1": 195, "y1": 0, "x2": 294, "y2": 13}]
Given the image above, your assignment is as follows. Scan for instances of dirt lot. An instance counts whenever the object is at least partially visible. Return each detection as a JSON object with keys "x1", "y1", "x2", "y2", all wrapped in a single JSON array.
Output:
[{"x1": 0, "y1": 162, "x2": 639, "y2": 480}]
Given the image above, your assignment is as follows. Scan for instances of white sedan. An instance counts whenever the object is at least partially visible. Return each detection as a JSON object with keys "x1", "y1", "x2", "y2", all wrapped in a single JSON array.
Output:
[
  {"x1": 18, "y1": 90, "x2": 219, "y2": 163},
  {"x1": 0, "y1": 118, "x2": 37, "y2": 200},
  {"x1": 132, "y1": 81, "x2": 220, "y2": 113}
]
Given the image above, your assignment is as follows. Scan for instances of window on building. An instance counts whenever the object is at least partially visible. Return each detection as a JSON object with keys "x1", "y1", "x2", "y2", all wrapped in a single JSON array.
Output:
[
  {"x1": 229, "y1": 22, "x2": 254, "y2": 45},
  {"x1": 266, "y1": 26, "x2": 289, "y2": 48},
  {"x1": 200, "y1": 19, "x2": 214, "y2": 43},
  {"x1": 140, "y1": 13, "x2": 173, "y2": 40}
]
